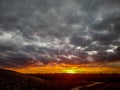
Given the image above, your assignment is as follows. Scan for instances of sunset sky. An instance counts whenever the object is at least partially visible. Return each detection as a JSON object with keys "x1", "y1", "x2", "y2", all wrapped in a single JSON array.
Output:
[{"x1": 0, "y1": 0, "x2": 120, "y2": 74}]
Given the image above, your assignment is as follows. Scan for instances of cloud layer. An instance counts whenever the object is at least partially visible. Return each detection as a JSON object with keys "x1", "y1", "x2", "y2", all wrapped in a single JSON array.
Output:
[{"x1": 0, "y1": 0, "x2": 120, "y2": 68}]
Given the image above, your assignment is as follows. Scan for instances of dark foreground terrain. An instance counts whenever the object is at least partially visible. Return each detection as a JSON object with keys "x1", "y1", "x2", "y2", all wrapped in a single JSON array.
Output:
[
  {"x1": 0, "y1": 69, "x2": 60, "y2": 90},
  {"x1": 0, "y1": 69, "x2": 120, "y2": 90}
]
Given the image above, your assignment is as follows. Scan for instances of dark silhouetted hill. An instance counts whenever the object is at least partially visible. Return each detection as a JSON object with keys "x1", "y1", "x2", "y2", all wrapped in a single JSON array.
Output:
[{"x1": 0, "y1": 69, "x2": 60, "y2": 90}]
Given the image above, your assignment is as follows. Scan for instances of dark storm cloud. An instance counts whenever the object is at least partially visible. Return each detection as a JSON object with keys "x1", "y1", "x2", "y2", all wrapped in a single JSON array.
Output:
[
  {"x1": 70, "y1": 36, "x2": 92, "y2": 47},
  {"x1": 0, "y1": 51, "x2": 34, "y2": 67},
  {"x1": 92, "y1": 47, "x2": 120, "y2": 63},
  {"x1": 0, "y1": 0, "x2": 120, "y2": 68}
]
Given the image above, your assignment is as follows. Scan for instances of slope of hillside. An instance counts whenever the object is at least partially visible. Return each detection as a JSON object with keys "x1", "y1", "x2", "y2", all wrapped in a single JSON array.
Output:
[{"x1": 0, "y1": 69, "x2": 60, "y2": 90}]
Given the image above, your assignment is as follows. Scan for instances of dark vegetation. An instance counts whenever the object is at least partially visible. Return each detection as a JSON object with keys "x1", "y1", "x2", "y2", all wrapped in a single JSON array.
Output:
[{"x1": 0, "y1": 69, "x2": 120, "y2": 90}]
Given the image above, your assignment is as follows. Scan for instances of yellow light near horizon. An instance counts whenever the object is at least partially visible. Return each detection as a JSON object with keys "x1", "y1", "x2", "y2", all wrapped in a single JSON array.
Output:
[
  {"x1": 63, "y1": 69, "x2": 78, "y2": 74},
  {"x1": 5, "y1": 63, "x2": 120, "y2": 74}
]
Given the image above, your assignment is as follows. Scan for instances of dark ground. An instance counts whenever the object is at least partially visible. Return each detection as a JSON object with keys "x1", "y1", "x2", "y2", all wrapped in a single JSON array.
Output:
[{"x1": 0, "y1": 69, "x2": 120, "y2": 90}]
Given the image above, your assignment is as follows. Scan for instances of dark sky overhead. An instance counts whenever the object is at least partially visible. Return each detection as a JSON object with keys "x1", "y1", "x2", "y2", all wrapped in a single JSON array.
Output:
[{"x1": 0, "y1": 0, "x2": 120, "y2": 68}]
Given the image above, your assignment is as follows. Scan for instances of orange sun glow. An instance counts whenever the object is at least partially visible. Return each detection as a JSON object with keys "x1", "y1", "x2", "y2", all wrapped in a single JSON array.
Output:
[{"x1": 5, "y1": 63, "x2": 120, "y2": 74}]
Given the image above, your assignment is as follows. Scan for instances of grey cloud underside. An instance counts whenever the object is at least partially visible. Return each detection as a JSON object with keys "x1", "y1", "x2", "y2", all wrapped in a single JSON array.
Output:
[{"x1": 0, "y1": 0, "x2": 120, "y2": 68}]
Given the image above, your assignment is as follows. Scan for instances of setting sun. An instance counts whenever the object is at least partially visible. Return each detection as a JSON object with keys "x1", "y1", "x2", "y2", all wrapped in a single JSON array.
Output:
[{"x1": 63, "y1": 69, "x2": 78, "y2": 74}]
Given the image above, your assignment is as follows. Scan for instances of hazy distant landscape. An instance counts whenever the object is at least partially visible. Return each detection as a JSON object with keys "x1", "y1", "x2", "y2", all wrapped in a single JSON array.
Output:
[{"x1": 0, "y1": 69, "x2": 120, "y2": 90}]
